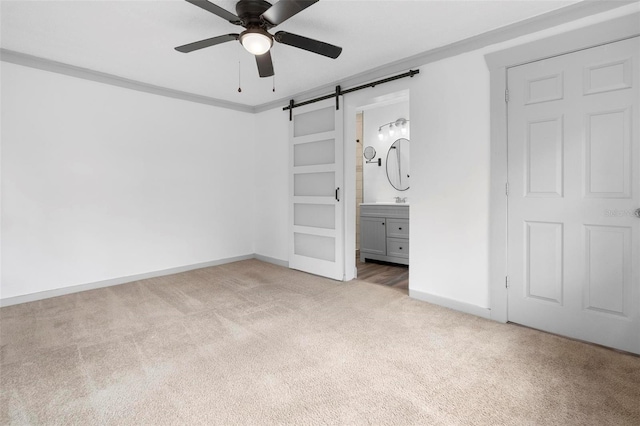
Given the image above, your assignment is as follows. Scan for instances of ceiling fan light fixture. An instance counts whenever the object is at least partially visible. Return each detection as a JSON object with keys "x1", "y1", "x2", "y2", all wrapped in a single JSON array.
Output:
[{"x1": 240, "y1": 29, "x2": 273, "y2": 55}]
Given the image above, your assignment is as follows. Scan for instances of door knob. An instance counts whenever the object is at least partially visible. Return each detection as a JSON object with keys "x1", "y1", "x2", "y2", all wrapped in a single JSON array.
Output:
[{"x1": 635, "y1": 208, "x2": 640, "y2": 218}]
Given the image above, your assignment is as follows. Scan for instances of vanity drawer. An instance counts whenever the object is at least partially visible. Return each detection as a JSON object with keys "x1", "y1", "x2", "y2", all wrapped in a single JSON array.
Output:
[
  {"x1": 387, "y1": 238, "x2": 409, "y2": 258},
  {"x1": 386, "y1": 219, "x2": 409, "y2": 238}
]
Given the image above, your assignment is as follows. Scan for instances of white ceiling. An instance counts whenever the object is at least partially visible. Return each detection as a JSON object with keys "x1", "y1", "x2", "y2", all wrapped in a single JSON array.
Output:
[{"x1": 2, "y1": 0, "x2": 581, "y2": 107}]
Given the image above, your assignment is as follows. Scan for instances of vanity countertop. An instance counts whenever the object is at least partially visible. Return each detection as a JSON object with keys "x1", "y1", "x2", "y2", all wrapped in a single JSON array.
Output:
[{"x1": 360, "y1": 202, "x2": 409, "y2": 206}]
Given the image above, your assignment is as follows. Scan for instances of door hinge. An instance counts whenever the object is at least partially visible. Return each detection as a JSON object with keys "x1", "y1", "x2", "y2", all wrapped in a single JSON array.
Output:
[
  {"x1": 505, "y1": 89, "x2": 510, "y2": 103},
  {"x1": 505, "y1": 276, "x2": 510, "y2": 289},
  {"x1": 505, "y1": 182, "x2": 510, "y2": 196}
]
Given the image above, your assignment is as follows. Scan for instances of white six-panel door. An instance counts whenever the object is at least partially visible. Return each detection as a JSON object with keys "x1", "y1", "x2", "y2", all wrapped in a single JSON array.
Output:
[
  {"x1": 507, "y1": 37, "x2": 640, "y2": 354},
  {"x1": 289, "y1": 98, "x2": 344, "y2": 281}
]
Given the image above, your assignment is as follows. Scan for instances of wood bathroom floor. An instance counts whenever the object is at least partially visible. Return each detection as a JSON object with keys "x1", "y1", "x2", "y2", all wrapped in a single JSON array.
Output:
[{"x1": 356, "y1": 252, "x2": 408, "y2": 292}]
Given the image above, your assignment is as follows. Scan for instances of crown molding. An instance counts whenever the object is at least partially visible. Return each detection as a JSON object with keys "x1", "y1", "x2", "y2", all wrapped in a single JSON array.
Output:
[
  {"x1": 0, "y1": 49, "x2": 255, "y2": 114},
  {"x1": 253, "y1": 0, "x2": 638, "y2": 113},
  {"x1": 2, "y1": 1, "x2": 635, "y2": 114}
]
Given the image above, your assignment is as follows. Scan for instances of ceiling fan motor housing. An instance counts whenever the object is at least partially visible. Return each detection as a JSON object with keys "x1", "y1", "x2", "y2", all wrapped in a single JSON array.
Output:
[{"x1": 236, "y1": 0, "x2": 274, "y2": 28}]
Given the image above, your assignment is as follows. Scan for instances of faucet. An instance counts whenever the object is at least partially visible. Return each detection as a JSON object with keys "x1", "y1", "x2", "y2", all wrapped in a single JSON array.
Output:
[{"x1": 394, "y1": 197, "x2": 407, "y2": 204}]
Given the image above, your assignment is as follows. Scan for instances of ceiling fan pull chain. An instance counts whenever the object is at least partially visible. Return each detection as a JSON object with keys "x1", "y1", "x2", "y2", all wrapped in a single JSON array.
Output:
[
  {"x1": 238, "y1": 60, "x2": 242, "y2": 93},
  {"x1": 273, "y1": 75, "x2": 275, "y2": 93}
]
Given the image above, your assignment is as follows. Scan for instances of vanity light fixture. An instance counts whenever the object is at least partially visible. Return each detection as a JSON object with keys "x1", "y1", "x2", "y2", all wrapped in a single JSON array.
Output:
[
  {"x1": 378, "y1": 118, "x2": 410, "y2": 140},
  {"x1": 399, "y1": 119, "x2": 408, "y2": 135}
]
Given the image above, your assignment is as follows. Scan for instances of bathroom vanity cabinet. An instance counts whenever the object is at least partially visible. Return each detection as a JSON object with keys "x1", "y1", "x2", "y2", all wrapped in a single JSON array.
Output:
[{"x1": 360, "y1": 204, "x2": 409, "y2": 265}]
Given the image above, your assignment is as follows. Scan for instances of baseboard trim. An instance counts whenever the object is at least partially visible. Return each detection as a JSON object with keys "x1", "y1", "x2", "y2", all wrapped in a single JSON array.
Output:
[
  {"x1": 253, "y1": 254, "x2": 289, "y2": 268},
  {"x1": 0, "y1": 254, "x2": 277, "y2": 307},
  {"x1": 409, "y1": 289, "x2": 491, "y2": 320}
]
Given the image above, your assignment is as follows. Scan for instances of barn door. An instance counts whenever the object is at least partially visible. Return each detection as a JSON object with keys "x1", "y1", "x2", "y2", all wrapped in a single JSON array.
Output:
[
  {"x1": 507, "y1": 37, "x2": 640, "y2": 354},
  {"x1": 289, "y1": 98, "x2": 344, "y2": 280}
]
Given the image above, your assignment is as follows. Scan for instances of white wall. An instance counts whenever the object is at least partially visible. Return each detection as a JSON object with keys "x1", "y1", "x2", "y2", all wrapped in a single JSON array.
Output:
[
  {"x1": 409, "y1": 50, "x2": 491, "y2": 308},
  {"x1": 1, "y1": 62, "x2": 256, "y2": 300},
  {"x1": 2, "y1": 4, "x2": 634, "y2": 309},
  {"x1": 408, "y1": 4, "x2": 639, "y2": 311},
  {"x1": 362, "y1": 100, "x2": 410, "y2": 203},
  {"x1": 253, "y1": 107, "x2": 289, "y2": 262},
  {"x1": 251, "y1": 50, "x2": 496, "y2": 308},
  {"x1": 253, "y1": 5, "x2": 638, "y2": 313}
]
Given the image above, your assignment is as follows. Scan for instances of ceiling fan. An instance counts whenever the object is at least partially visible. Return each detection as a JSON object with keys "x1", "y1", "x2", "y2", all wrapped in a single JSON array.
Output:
[{"x1": 175, "y1": 0, "x2": 342, "y2": 78}]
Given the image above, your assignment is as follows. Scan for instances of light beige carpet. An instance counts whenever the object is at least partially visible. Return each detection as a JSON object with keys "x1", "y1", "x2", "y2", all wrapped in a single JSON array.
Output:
[{"x1": 1, "y1": 259, "x2": 639, "y2": 425}]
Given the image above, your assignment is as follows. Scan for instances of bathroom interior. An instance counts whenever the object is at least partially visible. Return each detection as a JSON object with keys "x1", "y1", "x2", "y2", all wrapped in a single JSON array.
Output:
[{"x1": 355, "y1": 96, "x2": 410, "y2": 292}]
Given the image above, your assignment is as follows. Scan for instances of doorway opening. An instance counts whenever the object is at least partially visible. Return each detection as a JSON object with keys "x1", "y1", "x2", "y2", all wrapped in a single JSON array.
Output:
[{"x1": 354, "y1": 94, "x2": 410, "y2": 293}]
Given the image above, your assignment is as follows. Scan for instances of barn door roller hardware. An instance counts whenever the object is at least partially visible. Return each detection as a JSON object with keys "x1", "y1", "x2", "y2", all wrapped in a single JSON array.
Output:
[{"x1": 285, "y1": 69, "x2": 420, "y2": 120}]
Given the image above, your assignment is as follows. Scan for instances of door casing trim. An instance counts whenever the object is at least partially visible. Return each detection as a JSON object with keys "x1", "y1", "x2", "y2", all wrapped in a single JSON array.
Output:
[{"x1": 485, "y1": 12, "x2": 640, "y2": 323}]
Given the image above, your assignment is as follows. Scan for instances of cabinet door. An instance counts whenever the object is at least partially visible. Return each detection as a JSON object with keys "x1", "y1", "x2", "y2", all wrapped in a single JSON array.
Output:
[{"x1": 361, "y1": 217, "x2": 386, "y2": 255}]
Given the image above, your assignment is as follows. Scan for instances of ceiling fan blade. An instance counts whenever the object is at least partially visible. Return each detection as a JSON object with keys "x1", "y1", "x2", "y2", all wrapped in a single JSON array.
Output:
[
  {"x1": 274, "y1": 31, "x2": 342, "y2": 59},
  {"x1": 184, "y1": 0, "x2": 242, "y2": 24},
  {"x1": 261, "y1": 0, "x2": 318, "y2": 26},
  {"x1": 255, "y1": 51, "x2": 275, "y2": 78},
  {"x1": 175, "y1": 34, "x2": 239, "y2": 53}
]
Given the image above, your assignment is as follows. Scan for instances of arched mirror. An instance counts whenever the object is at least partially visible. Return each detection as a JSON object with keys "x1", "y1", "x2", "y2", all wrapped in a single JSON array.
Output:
[{"x1": 386, "y1": 138, "x2": 410, "y2": 191}]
